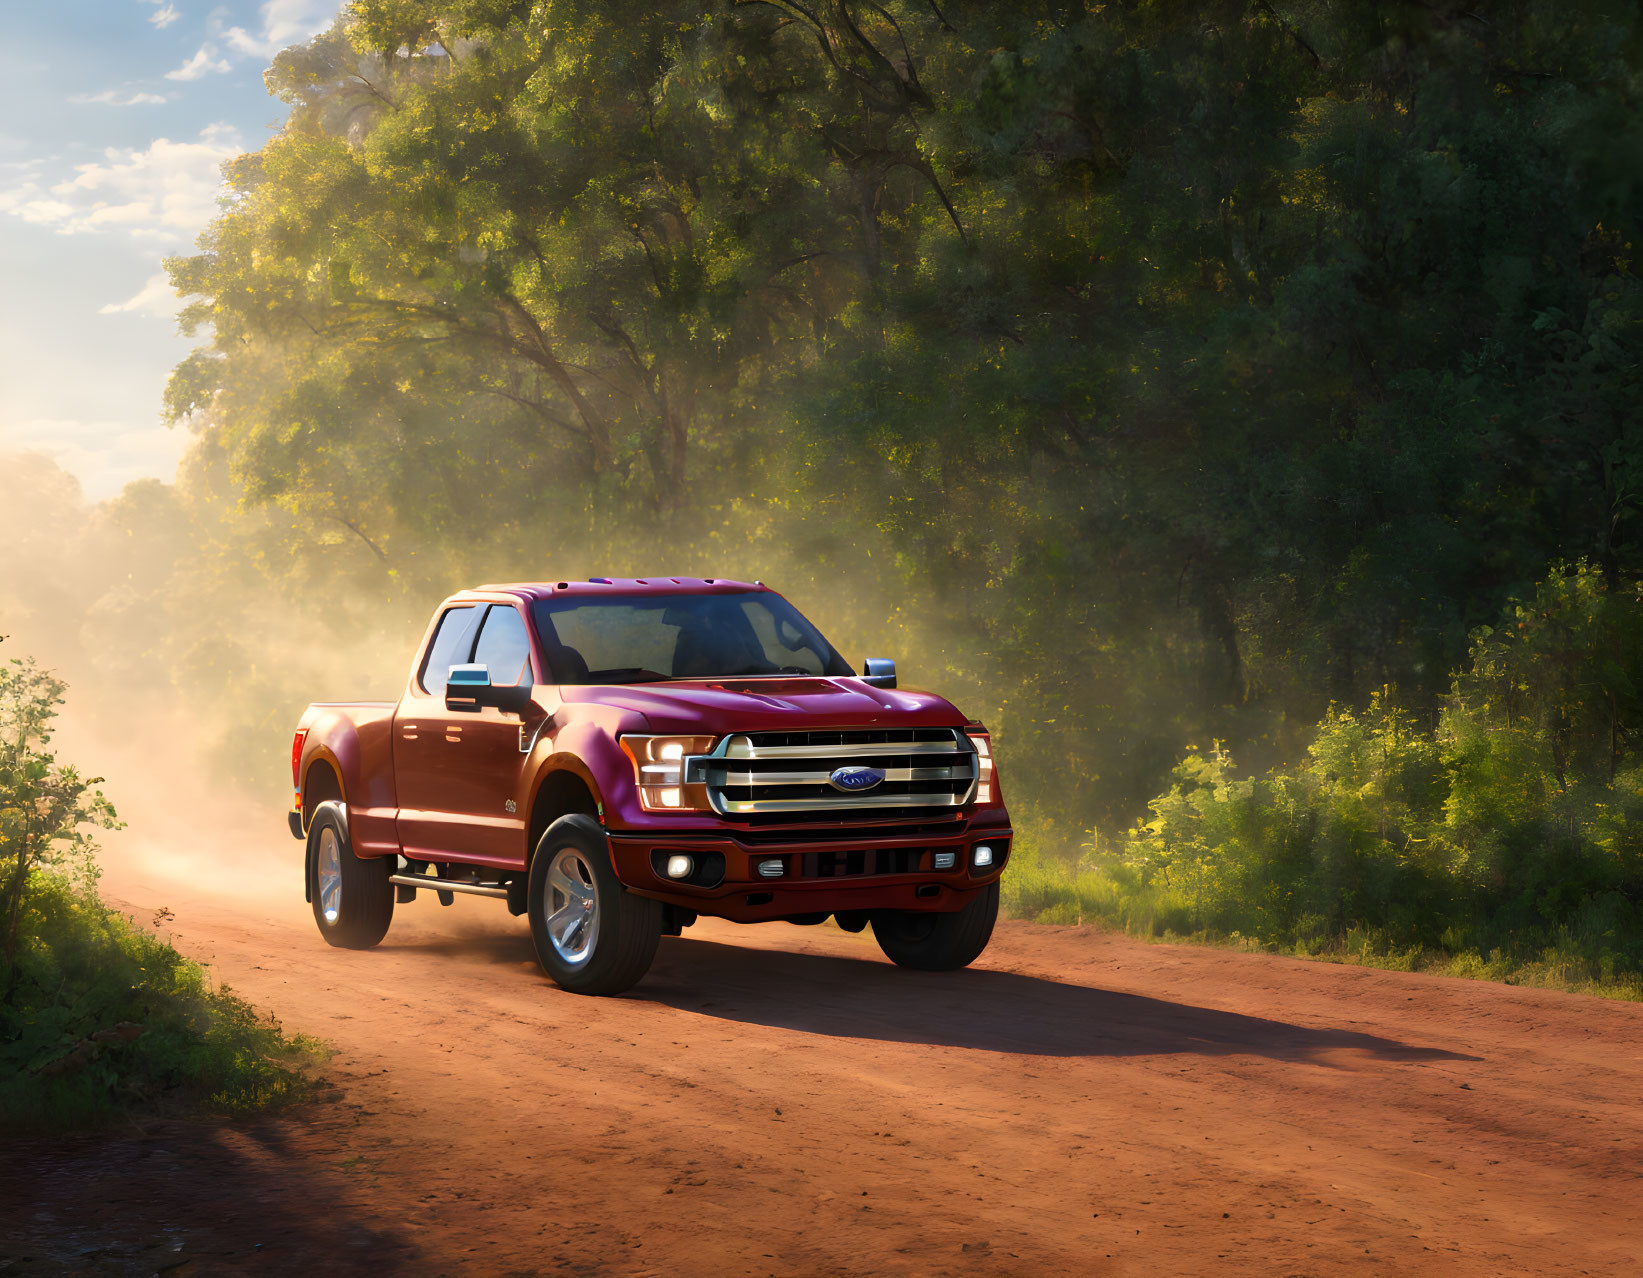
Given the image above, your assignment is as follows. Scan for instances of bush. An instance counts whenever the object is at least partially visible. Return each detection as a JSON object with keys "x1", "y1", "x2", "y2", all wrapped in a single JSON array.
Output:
[
  {"x1": 1005, "y1": 564, "x2": 1643, "y2": 998},
  {"x1": 0, "y1": 638, "x2": 323, "y2": 1129},
  {"x1": 0, "y1": 872, "x2": 325, "y2": 1129}
]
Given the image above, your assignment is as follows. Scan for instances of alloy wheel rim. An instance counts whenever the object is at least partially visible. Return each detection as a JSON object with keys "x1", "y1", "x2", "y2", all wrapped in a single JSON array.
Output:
[
  {"x1": 544, "y1": 848, "x2": 600, "y2": 966},
  {"x1": 318, "y1": 826, "x2": 343, "y2": 925}
]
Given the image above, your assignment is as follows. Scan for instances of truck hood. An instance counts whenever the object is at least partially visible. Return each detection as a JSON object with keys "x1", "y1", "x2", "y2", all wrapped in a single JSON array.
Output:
[{"x1": 557, "y1": 676, "x2": 966, "y2": 733}]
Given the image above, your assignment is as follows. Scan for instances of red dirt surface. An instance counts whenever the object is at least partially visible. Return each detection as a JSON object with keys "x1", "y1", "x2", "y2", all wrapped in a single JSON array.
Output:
[{"x1": 6, "y1": 831, "x2": 1643, "y2": 1276}]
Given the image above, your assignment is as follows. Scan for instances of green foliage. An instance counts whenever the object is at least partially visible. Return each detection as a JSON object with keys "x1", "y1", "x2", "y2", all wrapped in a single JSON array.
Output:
[
  {"x1": 0, "y1": 644, "x2": 322, "y2": 1130},
  {"x1": 1020, "y1": 565, "x2": 1643, "y2": 994},
  {"x1": 0, "y1": 872, "x2": 325, "y2": 1130},
  {"x1": 141, "y1": 0, "x2": 1643, "y2": 831},
  {"x1": 0, "y1": 639, "x2": 119, "y2": 983}
]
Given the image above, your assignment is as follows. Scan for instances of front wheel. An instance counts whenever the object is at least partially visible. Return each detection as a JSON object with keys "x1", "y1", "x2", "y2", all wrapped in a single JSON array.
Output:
[
  {"x1": 871, "y1": 883, "x2": 998, "y2": 971},
  {"x1": 527, "y1": 814, "x2": 662, "y2": 995},
  {"x1": 307, "y1": 804, "x2": 394, "y2": 949}
]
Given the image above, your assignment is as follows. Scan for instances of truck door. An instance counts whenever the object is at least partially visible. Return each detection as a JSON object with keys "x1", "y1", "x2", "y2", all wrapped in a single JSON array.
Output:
[
  {"x1": 393, "y1": 603, "x2": 484, "y2": 861},
  {"x1": 456, "y1": 603, "x2": 537, "y2": 863}
]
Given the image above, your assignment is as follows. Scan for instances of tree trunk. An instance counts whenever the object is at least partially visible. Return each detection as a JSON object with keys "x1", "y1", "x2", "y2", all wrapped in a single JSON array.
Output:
[{"x1": 2, "y1": 829, "x2": 35, "y2": 999}]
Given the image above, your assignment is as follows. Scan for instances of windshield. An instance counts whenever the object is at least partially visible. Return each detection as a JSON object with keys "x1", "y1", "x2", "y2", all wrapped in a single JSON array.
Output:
[{"x1": 530, "y1": 592, "x2": 854, "y2": 684}]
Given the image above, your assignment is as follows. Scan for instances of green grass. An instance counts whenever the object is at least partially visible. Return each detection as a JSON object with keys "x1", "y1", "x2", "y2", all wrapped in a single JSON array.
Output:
[
  {"x1": 0, "y1": 871, "x2": 327, "y2": 1131},
  {"x1": 999, "y1": 827, "x2": 1643, "y2": 1002}
]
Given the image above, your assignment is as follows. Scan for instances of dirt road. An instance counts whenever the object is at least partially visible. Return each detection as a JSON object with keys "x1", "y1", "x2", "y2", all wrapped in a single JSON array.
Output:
[{"x1": 7, "y1": 822, "x2": 1643, "y2": 1276}]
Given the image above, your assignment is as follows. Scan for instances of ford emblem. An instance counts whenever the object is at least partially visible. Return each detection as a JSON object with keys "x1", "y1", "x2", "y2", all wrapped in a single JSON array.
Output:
[{"x1": 829, "y1": 765, "x2": 886, "y2": 793}]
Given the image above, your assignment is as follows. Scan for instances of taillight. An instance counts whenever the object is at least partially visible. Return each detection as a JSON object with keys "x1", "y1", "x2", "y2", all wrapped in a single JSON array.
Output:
[
  {"x1": 291, "y1": 728, "x2": 308, "y2": 805},
  {"x1": 966, "y1": 731, "x2": 995, "y2": 804}
]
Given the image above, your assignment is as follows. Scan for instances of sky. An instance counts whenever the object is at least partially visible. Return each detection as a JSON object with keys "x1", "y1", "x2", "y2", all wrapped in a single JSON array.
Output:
[{"x1": 0, "y1": 0, "x2": 342, "y2": 500}]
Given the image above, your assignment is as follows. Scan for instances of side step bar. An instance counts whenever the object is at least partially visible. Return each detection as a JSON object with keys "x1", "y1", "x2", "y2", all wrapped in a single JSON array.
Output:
[{"x1": 389, "y1": 873, "x2": 510, "y2": 901}]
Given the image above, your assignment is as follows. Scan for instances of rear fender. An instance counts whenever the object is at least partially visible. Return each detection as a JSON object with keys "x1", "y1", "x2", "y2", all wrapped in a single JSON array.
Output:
[{"x1": 297, "y1": 705, "x2": 398, "y2": 858}]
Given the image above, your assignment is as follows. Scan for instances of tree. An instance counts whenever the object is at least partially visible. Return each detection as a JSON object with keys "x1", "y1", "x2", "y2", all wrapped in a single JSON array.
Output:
[
  {"x1": 0, "y1": 642, "x2": 120, "y2": 993},
  {"x1": 158, "y1": 1, "x2": 1643, "y2": 830}
]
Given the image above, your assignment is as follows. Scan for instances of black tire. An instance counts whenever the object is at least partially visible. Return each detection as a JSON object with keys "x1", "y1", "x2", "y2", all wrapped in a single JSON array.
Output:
[
  {"x1": 307, "y1": 803, "x2": 394, "y2": 949},
  {"x1": 528, "y1": 814, "x2": 661, "y2": 995},
  {"x1": 870, "y1": 883, "x2": 999, "y2": 971}
]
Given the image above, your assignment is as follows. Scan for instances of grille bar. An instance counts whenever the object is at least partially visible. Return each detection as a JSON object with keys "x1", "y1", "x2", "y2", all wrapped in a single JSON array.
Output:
[
  {"x1": 723, "y1": 737, "x2": 968, "y2": 759},
  {"x1": 716, "y1": 791, "x2": 973, "y2": 816},
  {"x1": 718, "y1": 765, "x2": 968, "y2": 786}
]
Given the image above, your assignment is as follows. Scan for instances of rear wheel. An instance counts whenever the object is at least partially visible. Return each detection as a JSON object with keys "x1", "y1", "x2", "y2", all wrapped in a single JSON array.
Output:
[
  {"x1": 870, "y1": 883, "x2": 998, "y2": 971},
  {"x1": 528, "y1": 814, "x2": 661, "y2": 995},
  {"x1": 307, "y1": 805, "x2": 394, "y2": 949}
]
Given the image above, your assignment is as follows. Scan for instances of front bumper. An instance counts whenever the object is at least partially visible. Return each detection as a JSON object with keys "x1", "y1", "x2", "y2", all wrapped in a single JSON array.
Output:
[{"x1": 606, "y1": 818, "x2": 1011, "y2": 923}]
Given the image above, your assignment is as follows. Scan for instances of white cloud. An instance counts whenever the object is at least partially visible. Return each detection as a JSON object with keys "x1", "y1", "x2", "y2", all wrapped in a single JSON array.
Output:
[
  {"x1": 69, "y1": 89, "x2": 169, "y2": 106},
  {"x1": 162, "y1": 3, "x2": 336, "y2": 80},
  {"x1": 165, "y1": 45, "x2": 232, "y2": 81},
  {"x1": 99, "y1": 271, "x2": 181, "y2": 319},
  {"x1": 0, "y1": 124, "x2": 243, "y2": 246},
  {"x1": 224, "y1": 0, "x2": 337, "y2": 59},
  {"x1": 0, "y1": 418, "x2": 189, "y2": 502},
  {"x1": 148, "y1": 3, "x2": 182, "y2": 28}
]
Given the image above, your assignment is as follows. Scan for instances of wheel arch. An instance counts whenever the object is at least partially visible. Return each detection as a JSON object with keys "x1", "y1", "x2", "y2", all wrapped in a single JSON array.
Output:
[
  {"x1": 302, "y1": 756, "x2": 345, "y2": 824},
  {"x1": 301, "y1": 796, "x2": 349, "y2": 906},
  {"x1": 526, "y1": 762, "x2": 602, "y2": 869}
]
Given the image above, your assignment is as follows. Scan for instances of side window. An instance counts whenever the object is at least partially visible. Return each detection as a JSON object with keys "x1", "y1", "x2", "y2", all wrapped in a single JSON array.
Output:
[
  {"x1": 420, "y1": 606, "x2": 483, "y2": 695},
  {"x1": 473, "y1": 605, "x2": 534, "y2": 688}
]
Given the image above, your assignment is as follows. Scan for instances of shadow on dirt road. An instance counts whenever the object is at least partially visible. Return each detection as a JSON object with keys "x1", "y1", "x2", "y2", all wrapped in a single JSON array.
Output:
[
  {"x1": 1, "y1": 1118, "x2": 420, "y2": 1276},
  {"x1": 638, "y1": 936, "x2": 1476, "y2": 1064}
]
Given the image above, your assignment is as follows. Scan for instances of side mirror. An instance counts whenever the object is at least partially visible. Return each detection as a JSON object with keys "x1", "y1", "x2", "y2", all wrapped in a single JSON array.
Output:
[
  {"x1": 861, "y1": 657, "x2": 897, "y2": 689},
  {"x1": 445, "y1": 663, "x2": 533, "y2": 714}
]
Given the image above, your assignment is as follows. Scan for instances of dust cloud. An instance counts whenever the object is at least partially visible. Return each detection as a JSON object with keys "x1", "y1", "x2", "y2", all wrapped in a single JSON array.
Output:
[
  {"x1": 0, "y1": 449, "x2": 410, "y2": 911},
  {"x1": 0, "y1": 445, "x2": 950, "y2": 923}
]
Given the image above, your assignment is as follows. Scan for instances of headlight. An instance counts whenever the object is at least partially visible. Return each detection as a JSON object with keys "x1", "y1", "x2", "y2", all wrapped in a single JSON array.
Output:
[
  {"x1": 967, "y1": 731, "x2": 995, "y2": 804},
  {"x1": 619, "y1": 735, "x2": 716, "y2": 812}
]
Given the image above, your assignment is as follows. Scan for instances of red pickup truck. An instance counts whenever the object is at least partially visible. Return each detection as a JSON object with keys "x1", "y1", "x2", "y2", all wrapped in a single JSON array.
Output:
[{"x1": 288, "y1": 578, "x2": 1010, "y2": 994}]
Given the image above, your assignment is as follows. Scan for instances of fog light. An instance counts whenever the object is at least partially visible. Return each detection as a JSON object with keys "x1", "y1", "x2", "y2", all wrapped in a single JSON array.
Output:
[
  {"x1": 665, "y1": 854, "x2": 694, "y2": 880},
  {"x1": 756, "y1": 858, "x2": 785, "y2": 879},
  {"x1": 973, "y1": 845, "x2": 995, "y2": 868},
  {"x1": 933, "y1": 851, "x2": 957, "y2": 870}
]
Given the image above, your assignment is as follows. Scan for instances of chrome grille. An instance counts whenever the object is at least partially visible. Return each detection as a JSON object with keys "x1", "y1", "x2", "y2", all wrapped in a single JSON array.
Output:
[{"x1": 698, "y1": 729, "x2": 978, "y2": 818}]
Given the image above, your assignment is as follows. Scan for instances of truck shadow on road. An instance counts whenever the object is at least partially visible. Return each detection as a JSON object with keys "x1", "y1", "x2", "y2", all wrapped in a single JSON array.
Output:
[{"x1": 641, "y1": 938, "x2": 1477, "y2": 1064}]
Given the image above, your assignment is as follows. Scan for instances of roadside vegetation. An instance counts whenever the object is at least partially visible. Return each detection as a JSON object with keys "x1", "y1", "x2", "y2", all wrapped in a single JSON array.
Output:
[
  {"x1": 0, "y1": 643, "x2": 323, "y2": 1130},
  {"x1": 1005, "y1": 564, "x2": 1643, "y2": 998}
]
